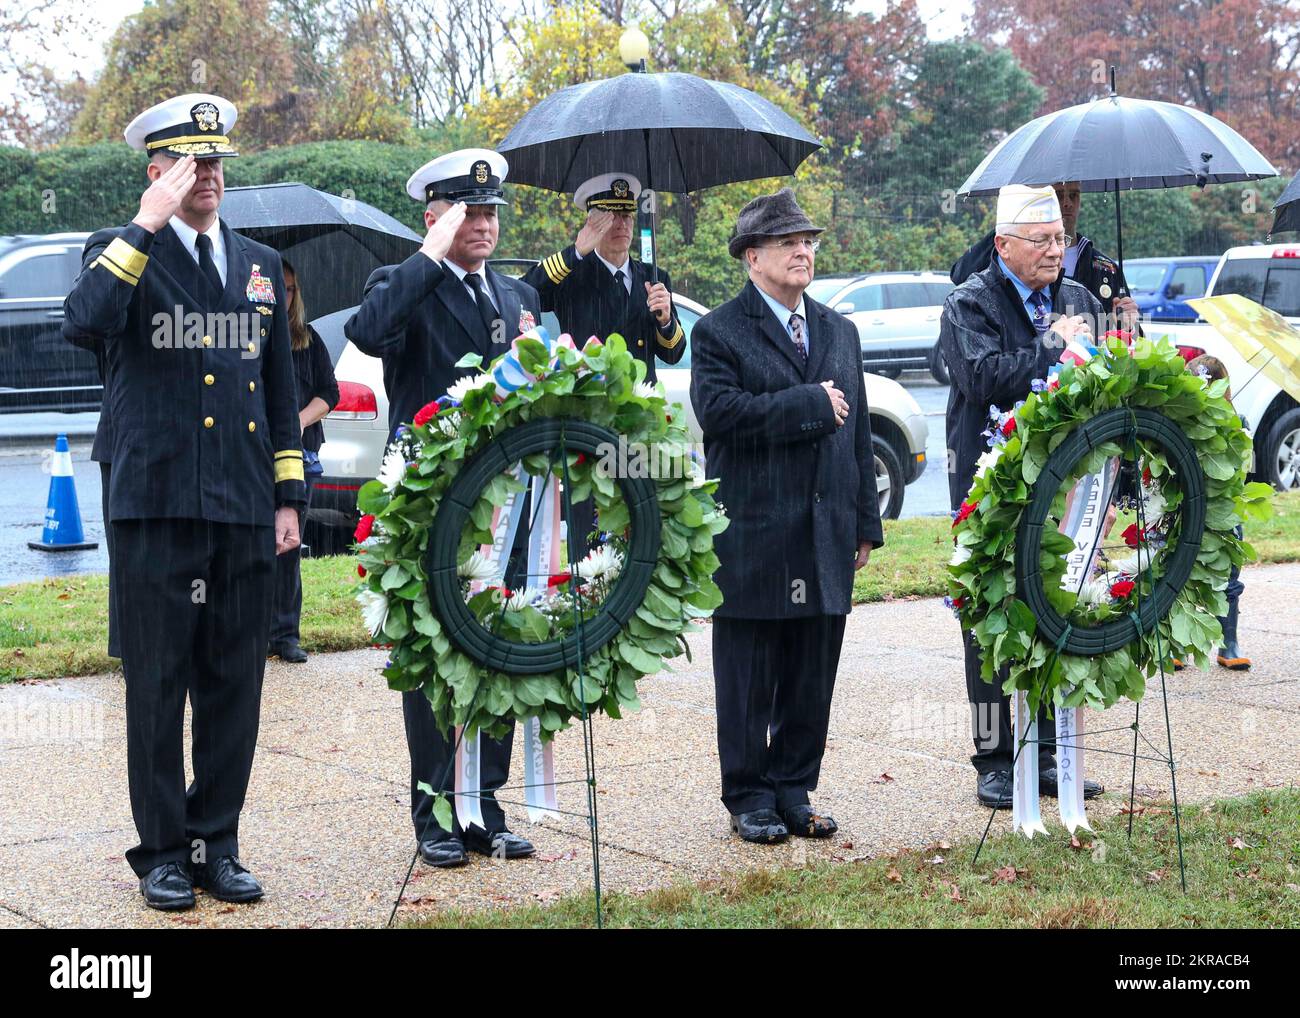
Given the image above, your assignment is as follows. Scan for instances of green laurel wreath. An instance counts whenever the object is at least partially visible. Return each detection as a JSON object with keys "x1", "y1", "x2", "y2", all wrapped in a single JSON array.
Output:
[
  {"x1": 948, "y1": 337, "x2": 1274, "y2": 716},
  {"x1": 354, "y1": 333, "x2": 728, "y2": 740}
]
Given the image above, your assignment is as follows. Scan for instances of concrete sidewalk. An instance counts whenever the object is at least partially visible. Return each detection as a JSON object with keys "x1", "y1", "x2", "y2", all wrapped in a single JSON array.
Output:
[{"x1": 1, "y1": 564, "x2": 1296, "y2": 929}]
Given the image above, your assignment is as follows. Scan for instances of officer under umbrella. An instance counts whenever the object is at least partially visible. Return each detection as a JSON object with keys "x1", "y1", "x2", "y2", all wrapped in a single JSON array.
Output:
[
  {"x1": 63, "y1": 94, "x2": 306, "y2": 910},
  {"x1": 345, "y1": 148, "x2": 539, "y2": 868}
]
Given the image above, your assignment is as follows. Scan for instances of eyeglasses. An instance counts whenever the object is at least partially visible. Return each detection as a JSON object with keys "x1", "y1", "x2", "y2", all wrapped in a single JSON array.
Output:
[
  {"x1": 761, "y1": 237, "x2": 820, "y2": 252},
  {"x1": 1004, "y1": 232, "x2": 1068, "y2": 251}
]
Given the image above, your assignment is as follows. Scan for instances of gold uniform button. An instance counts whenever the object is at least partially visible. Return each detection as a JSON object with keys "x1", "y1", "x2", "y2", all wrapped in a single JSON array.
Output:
[
  {"x1": 248, "y1": 381, "x2": 255, "y2": 392},
  {"x1": 202, "y1": 335, "x2": 213, "y2": 347},
  {"x1": 204, "y1": 374, "x2": 215, "y2": 385},
  {"x1": 637, "y1": 339, "x2": 645, "y2": 347},
  {"x1": 248, "y1": 342, "x2": 256, "y2": 354},
  {"x1": 248, "y1": 421, "x2": 256, "y2": 433},
  {"x1": 260, "y1": 328, "x2": 267, "y2": 336},
  {"x1": 204, "y1": 416, "x2": 214, "y2": 428}
]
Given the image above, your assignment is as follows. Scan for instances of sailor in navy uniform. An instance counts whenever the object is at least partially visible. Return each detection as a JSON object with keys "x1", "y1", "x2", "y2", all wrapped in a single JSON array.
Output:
[
  {"x1": 346, "y1": 148, "x2": 538, "y2": 868},
  {"x1": 524, "y1": 172, "x2": 685, "y2": 383},
  {"x1": 62, "y1": 94, "x2": 305, "y2": 911}
]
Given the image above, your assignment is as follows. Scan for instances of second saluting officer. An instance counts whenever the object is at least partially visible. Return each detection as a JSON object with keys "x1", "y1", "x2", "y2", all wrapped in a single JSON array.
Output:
[
  {"x1": 63, "y1": 94, "x2": 305, "y2": 911},
  {"x1": 345, "y1": 148, "x2": 539, "y2": 869}
]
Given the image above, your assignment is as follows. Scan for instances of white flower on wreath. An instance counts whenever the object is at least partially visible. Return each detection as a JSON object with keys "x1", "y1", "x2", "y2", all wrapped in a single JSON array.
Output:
[
  {"x1": 457, "y1": 550, "x2": 496, "y2": 582},
  {"x1": 974, "y1": 446, "x2": 1004, "y2": 479},
  {"x1": 1140, "y1": 487, "x2": 1167, "y2": 526},
  {"x1": 633, "y1": 380, "x2": 662, "y2": 401},
  {"x1": 950, "y1": 544, "x2": 973, "y2": 567},
  {"x1": 1109, "y1": 546, "x2": 1155, "y2": 577},
  {"x1": 576, "y1": 544, "x2": 623, "y2": 582},
  {"x1": 1071, "y1": 576, "x2": 1113, "y2": 607},
  {"x1": 504, "y1": 587, "x2": 544, "y2": 612},
  {"x1": 357, "y1": 588, "x2": 390, "y2": 637},
  {"x1": 436, "y1": 409, "x2": 462, "y2": 438},
  {"x1": 378, "y1": 445, "x2": 408, "y2": 493}
]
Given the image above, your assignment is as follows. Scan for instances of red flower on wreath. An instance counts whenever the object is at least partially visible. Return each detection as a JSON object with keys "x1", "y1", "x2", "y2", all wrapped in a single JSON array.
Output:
[
  {"x1": 354, "y1": 513, "x2": 375, "y2": 543},
  {"x1": 1102, "y1": 330, "x2": 1133, "y2": 343},
  {"x1": 953, "y1": 500, "x2": 977, "y2": 527},
  {"x1": 1000, "y1": 416, "x2": 1017, "y2": 437},
  {"x1": 1122, "y1": 523, "x2": 1146, "y2": 548},
  {"x1": 413, "y1": 401, "x2": 439, "y2": 427},
  {"x1": 1110, "y1": 579, "x2": 1135, "y2": 599},
  {"x1": 547, "y1": 572, "x2": 572, "y2": 589},
  {"x1": 1142, "y1": 464, "x2": 1153, "y2": 486},
  {"x1": 357, "y1": 564, "x2": 367, "y2": 578},
  {"x1": 952, "y1": 596, "x2": 965, "y2": 609}
]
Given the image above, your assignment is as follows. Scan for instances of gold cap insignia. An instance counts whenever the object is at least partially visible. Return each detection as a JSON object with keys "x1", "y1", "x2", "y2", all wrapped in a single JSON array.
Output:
[
  {"x1": 612, "y1": 178, "x2": 630, "y2": 198},
  {"x1": 473, "y1": 160, "x2": 489, "y2": 185},
  {"x1": 191, "y1": 102, "x2": 220, "y2": 132}
]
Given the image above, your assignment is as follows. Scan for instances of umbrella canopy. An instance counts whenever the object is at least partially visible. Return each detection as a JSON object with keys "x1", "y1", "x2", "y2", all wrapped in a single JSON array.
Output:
[
  {"x1": 498, "y1": 71, "x2": 821, "y2": 195},
  {"x1": 1188, "y1": 294, "x2": 1300, "y2": 406},
  {"x1": 221, "y1": 182, "x2": 421, "y2": 319},
  {"x1": 1272, "y1": 171, "x2": 1300, "y2": 235},
  {"x1": 958, "y1": 94, "x2": 1276, "y2": 196}
]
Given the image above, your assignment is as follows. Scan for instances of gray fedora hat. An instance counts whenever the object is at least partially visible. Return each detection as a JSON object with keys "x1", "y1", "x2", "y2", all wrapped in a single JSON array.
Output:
[{"x1": 728, "y1": 186, "x2": 824, "y2": 259}]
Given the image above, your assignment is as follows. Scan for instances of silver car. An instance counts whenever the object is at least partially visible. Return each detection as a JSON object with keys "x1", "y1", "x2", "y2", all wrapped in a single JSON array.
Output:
[
  {"x1": 806, "y1": 272, "x2": 954, "y2": 383},
  {"x1": 306, "y1": 287, "x2": 928, "y2": 551}
]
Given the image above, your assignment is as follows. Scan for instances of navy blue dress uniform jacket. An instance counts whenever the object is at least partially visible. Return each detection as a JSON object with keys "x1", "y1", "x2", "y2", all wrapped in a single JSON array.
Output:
[
  {"x1": 689, "y1": 281, "x2": 884, "y2": 620},
  {"x1": 62, "y1": 220, "x2": 306, "y2": 521},
  {"x1": 938, "y1": 257, "x2": 1102, "y2": 513},
  {"x1": 523, "y1": 245, "x2": 686, "y2": 384},
  {"x1": 345, "y1": 252, "x2": 542, "y2": 440}
]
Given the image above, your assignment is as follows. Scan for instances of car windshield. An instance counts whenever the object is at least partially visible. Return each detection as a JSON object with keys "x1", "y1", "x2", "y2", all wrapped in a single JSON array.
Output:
[
  {"x1": 806, "y1": 279, "x2": 847, "y2": 303},
  {"x1": 1126, "y1": 264, "x2": 1168, "y2": 291}
]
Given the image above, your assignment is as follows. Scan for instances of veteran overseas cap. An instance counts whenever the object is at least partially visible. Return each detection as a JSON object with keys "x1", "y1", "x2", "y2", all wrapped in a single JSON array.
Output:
[
  {"x1": 575, "y1": 172, "x2": 642, "y2": 213},
  {"x1": 407, "y1": 148, "x2": 509, "y2": 205},
  {"x1": 995, "y1": 184, "x2": 1061, "y2": 226},
  {"x1": 124, "y1": 93, "x2": 238, "y2": 159}
]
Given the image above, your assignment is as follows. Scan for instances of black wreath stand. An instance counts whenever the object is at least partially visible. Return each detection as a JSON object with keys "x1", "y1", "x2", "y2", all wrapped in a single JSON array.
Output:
[
  {"x1": 972, "y1": 405, "x2": 1199, "y2": 892},
  {"x1": 387, "y1": 418, "x2": 665, "y2": 928}
]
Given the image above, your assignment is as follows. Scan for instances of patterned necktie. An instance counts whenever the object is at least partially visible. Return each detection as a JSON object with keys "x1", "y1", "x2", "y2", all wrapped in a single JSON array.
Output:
[
  {"x1": 195, "y1": 233, "x2": 223, "y2": 298},
  {"x1": 1029, "y1": 290, "x2": 1051, "y2": 335},
  {"x1": 789, "y1": 312, "x2": 808, "y2": 363},
  {"x1": 463, "y1": 272, "x2": 498, "y2": 335}
]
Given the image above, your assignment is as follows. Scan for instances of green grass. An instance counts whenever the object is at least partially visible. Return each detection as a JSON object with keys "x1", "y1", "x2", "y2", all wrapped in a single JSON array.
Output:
[
  {"x1": 3, "y1": 491, "x2": 1298, "y2": 683},
  {"x1": 406, "y1": 789, "x2": 1300, "y2": 928}
]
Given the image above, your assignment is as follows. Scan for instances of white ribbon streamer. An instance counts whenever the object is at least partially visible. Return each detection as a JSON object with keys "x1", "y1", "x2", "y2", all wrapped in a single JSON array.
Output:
[
  {"x1": 453, "y1": 725, "x2": 486, "y2": 831},
  {"x1": 1011, "y1": 690, "x2": 1048, "y2": 838},
  {"x1": 522, "y1": 716, "x2": 559, "y2": 822},
  {"x1": 1055, "y1": 706, "x2": 1092, "y2": 834}
]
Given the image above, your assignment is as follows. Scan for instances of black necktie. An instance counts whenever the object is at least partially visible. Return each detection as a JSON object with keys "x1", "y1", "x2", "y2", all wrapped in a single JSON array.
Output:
[
  {"x1": 195, "y1": 233, "x2": 223, "y2": 298},
  {"x1": 463, "y1": 272, "x2": 498, "y2": 337},
  {"x1": 613, "y1": 268, "x2": 629, "y2": 314}
]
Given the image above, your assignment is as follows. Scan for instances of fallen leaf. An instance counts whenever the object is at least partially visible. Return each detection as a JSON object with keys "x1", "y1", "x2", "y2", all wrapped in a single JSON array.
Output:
[
  {"x1": 871, "y1": 772, "x2": 895, "y2": 784},
  {"x1": 991, "y1": 865, "x2": 1019, "y2": 885},
  {"x1": 1195, "y1": 769, "x2": 1219, "y2": 777},
  {"x1": 840, "y1": 841, "x2": 854, "y2": 850},
  {"x1": 1070, "y1": 835, "x2": 1084, "y2": 850},
  {"x1": 533, "y1": 888, "x2": 563, "y2": 903},
  {"x1": 1145, "y1": 869, "x2": 1168, "y2": 884},
  {"x1": 944, "y1": 881, "x2": 964, "y2": 902},
  {"x1": 538, "y1": 848, "x2": 579, "y2": 863},
  {"x1": 927, "y1": 854, "x2": 945, "y2": 865},
  {"x1": 1227, "y1": 836, "x2": 1249, "y2": 850},
  {"x1": 56, "y1": 593, "x2": 70, "y2": 600},
  {"x1": 886, "y1": 866, "x2": 902, "y2": 883}
]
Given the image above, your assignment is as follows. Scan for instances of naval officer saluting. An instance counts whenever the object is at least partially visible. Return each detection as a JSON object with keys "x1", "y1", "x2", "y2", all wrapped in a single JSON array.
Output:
[
  {"x1": 63, "y1": 94, "x2": 305, "y2": 911},
  {"x1": 346, "y1": 148, "x2": 539, "y2": 868}
]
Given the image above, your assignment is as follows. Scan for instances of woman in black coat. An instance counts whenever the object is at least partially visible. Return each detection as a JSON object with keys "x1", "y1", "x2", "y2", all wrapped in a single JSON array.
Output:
[{"x1": 269, "y1": 260, "x2": 339, "y2": 663}]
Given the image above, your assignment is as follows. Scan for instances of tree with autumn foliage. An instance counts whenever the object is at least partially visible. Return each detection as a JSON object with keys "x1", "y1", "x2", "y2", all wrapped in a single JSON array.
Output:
[{"x1": 971, "y1": 0, "x2": 1300, "y2": 169}]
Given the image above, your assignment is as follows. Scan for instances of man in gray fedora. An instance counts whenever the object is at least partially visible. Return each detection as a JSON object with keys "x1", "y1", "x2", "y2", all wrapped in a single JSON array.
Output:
[{"x1": 690, "y1": 187, "x2": 883, "y2": 844}]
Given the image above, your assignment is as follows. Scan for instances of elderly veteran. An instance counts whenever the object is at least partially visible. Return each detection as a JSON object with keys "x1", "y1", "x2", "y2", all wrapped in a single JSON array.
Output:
[
  {"x1": 63, "y1": 93, "x2": 304, "y2": 911},
  {"x1": 938, "y1": 183, "x2": 1105, "y2": 809},
  {"x1": 690, "y1": 187, "x2": 882, "y2": 844}
]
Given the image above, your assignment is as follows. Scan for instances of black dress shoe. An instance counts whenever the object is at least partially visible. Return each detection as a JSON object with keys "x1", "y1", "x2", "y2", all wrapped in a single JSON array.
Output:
[
  {"x1": 977, "y1": 770, "x2": 1014, "y2": 809},
  {"x1": 192, "y1": 855, "x2": 263, "y2": 902},
  {"x1": 465, "y1": 829, "x2": 535, "y2": 859},
  {"x1": 1040, "y1": 766, "x2": 1103, "y2": 800},
  {"x1": 419, "y1": 837, "x2": 468, "y2": 868},
  {"x1": 269, "y1": 640, "x2": 308, "y2": 663},
  {"x1": 782, "y1": 804, "x2": 838, "y2": 838},
  {"x1": 140, "y1": 862, "x2": 195, "y2": 911},
  {"x1": 730, "y1": 808, "x2": 788, "y2": 844}
]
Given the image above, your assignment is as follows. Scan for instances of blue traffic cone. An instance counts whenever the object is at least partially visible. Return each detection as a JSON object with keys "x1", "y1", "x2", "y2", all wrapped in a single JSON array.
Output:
[{"x1": 28, "y1": 433, "x2": 99, "y2": 552}]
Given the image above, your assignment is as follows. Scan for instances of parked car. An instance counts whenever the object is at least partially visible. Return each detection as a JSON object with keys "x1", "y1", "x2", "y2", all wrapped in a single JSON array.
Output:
[
  {"x1": 310, "y1": 272, "x2": 930, "y2": 551},
  {"x1": 1150, "y1": 242, "x2": 1300, "y2": 492},
  {"x1": 0, "y1": 232, "x2": 99, "y2": 413},
  {"x1": 804, "y1": 272, "x2": 954, "y2": 382},
  {"x1": 1124, "y1": 256, "x2": 1219, "y2": 322}
]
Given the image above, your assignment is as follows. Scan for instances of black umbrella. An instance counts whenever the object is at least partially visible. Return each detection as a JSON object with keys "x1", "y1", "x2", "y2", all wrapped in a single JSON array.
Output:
[
  {"x1": 498, "y1": 70, "x2": 821, "y2": 278},
  {"x1": 221, "y1": 182, "x2": 421, "y2": 319},
  {"x1": 957, "y1": 74, "x2": 1276, "y2": 267},
  {"x1": 1271, "y1": 172, "x2": 1300, "y2": 235}
]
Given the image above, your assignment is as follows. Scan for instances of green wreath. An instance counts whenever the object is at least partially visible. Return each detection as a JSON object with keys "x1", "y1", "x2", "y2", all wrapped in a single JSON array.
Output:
[
  {"x1": 947, "y1": 336, "x2": 1273, "y2": 716},
  {"x1": 353, "y1": 332, "x2": 728, "y2": 740}
]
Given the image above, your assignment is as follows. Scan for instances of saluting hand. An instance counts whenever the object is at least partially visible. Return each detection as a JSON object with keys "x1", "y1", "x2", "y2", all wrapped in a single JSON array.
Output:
[
  {"x1": 576, "y1": 210, "x2": 615, "y2": 256},
  {"x1": 420, "y1": 201, "x2": 467, "y2": 264},
  {"x1": 133, "y1": 155, "x2": 197, "y2": 233},
  {"x1": 645, "y1": 281, "x2": 672, "y2": 325}
]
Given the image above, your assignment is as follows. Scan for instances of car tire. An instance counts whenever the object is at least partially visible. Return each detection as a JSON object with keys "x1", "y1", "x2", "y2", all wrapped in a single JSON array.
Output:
[
  {"x1": 872, "y1": 433, "x2": 906, "y2": 520},
  {"x1": 929, "y1": 345, "x2": 950, "y2": 386},
  {"x1": 870, "y1": 364, "x2": 903, "y2": 380},
  {"x1": 1262, "y1": 407, "x2": 1300, "y2": 492}
]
